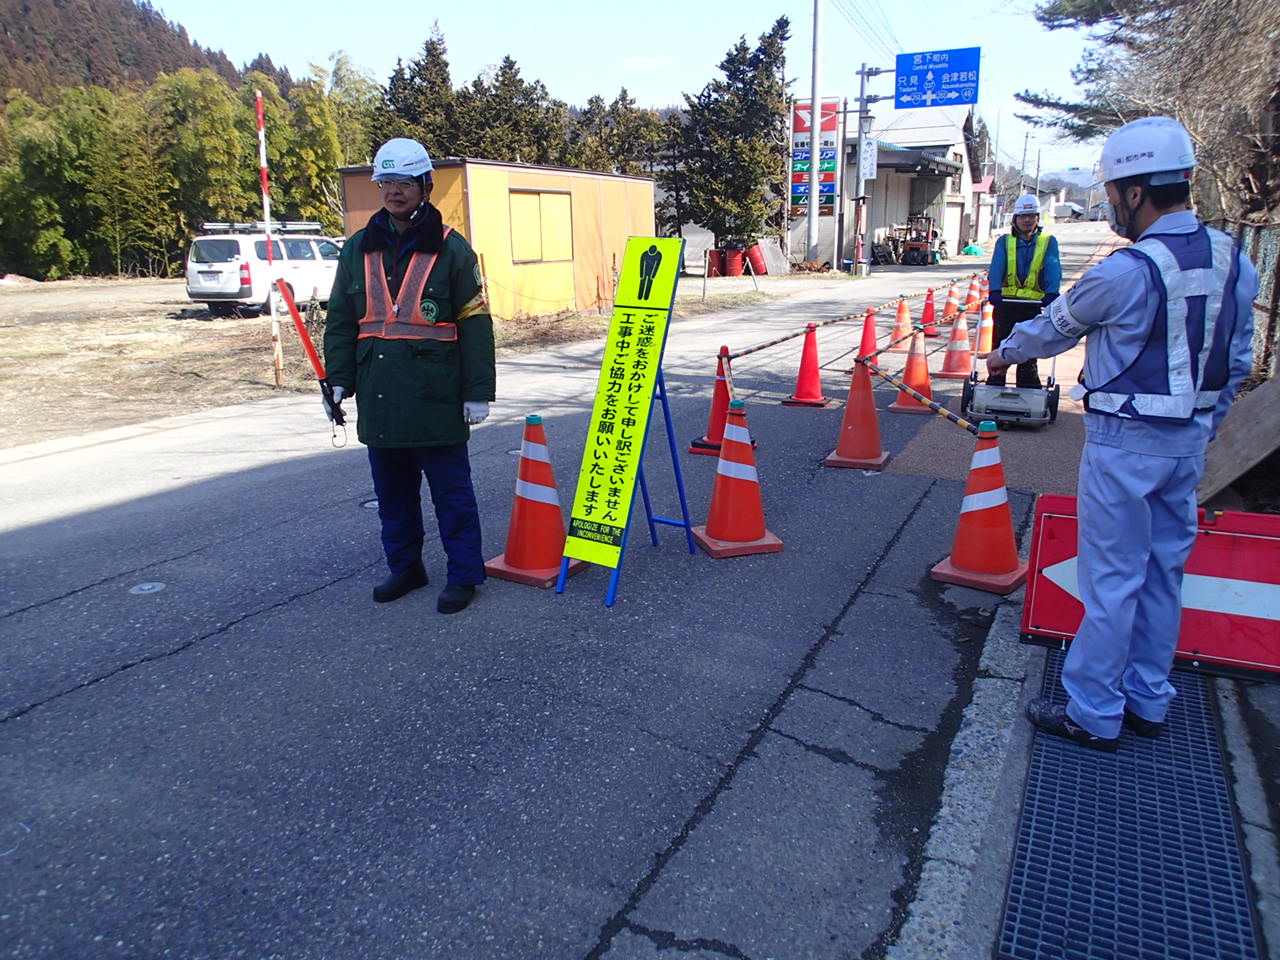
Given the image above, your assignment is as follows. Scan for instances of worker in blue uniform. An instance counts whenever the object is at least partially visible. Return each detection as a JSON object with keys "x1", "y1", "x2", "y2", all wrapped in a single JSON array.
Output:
[
  {"x1": 987, "y1": 194, "x2": 1061, "y2": 388},
  {"x1": 987, "y1": 116, "x2": 1258, "y2": 752}
]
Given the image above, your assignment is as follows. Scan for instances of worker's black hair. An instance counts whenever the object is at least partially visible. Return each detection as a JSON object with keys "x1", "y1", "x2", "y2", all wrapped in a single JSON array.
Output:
[{"x1": 1112, "y1": 174, "x2": 1191, "y2": 210}]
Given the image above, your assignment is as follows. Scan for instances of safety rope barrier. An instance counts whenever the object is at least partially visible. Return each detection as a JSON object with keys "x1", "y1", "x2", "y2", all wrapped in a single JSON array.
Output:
[
  {"x1": 858, "y1": 356, "x2": 981, "y2": 436},
  {"x1": 726, "y1": 273, "x2": 981, "y2": 363}
]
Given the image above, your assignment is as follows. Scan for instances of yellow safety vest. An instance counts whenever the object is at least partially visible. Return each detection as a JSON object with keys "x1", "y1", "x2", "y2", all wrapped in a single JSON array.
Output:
[{"x1": 1002, "y1": 231, "x2": 1050, "y2": 299}]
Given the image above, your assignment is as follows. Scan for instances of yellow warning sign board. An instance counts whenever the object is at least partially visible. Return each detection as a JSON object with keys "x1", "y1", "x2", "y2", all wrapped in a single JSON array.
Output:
[{"x1": 563, "y1": 237, "x2": 684, "y2": 568}]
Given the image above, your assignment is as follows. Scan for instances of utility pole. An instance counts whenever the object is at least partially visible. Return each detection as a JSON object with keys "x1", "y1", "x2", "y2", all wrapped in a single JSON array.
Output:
[
  {"x1": 855, "y1": 62, "x2": 890, "y2": 276},
  {"x1": 805, "y1": 0, "x2": 822, "y2": 262},
  {"x1": 1033, "y1": 149, "x2": 1042, "y2": 205},
  {"x1": 1020, "y1": 131, "x2": 1030, "y2": 193}
]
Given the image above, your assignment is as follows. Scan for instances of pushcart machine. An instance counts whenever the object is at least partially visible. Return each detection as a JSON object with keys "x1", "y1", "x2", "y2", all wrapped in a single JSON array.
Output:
[{"x1": 960, "y1": 297, "x2": 1060, "y2": 428}]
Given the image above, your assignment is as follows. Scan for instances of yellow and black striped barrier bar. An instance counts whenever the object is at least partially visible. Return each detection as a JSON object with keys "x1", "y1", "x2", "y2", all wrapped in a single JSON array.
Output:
[{"x1": 857, "y1": 356, "x2": 982, "y2": 437}]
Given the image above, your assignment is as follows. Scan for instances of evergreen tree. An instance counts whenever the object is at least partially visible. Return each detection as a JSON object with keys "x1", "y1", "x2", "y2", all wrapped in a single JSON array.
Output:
[
  {"x1": 372, "y1": 27, "x2": 455, "y2": 157},
  {"x1": 670, "y1": 17, "x2": 791, "y2": 245},
  {"x1": 605, "y1": 89, "x2": 664, "y2": 176},
  {"x1": 1016, "y1": 0, "x2": 1278, "y2": 218},
  {"x1": 567, "y1": 95, "x2": 613, "y2": 172},
  {"x1": 452, "y1": 57, "x2": 571, "y2": 165}
]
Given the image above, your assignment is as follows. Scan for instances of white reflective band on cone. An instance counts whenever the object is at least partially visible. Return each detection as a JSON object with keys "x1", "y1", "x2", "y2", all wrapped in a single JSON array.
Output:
[
  {"x1": 970, "y1": 447, "x2": 1002, "y2": 470},
  {"x1": 515, "y1": 479, "x2": 560, "y2": 506},
  {"x1": 716, "y1": 460, "x2": 759, "y2": 482},
  {"x1": 521, "y1": 441, "x2": 551, "y2": 463},
  {"x1": 723, "y1": 423, "x2": 752, "y2": 444},
  {"x1": 961, "y1": 487, "x2": 1009, "y2": 513}
]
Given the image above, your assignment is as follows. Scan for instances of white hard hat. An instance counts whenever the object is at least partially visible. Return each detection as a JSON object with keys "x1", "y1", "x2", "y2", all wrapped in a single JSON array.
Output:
[
  {"x1": 1012, "y1": 194, "x2": 1040, "y2": 216},
  {"x1": 371, "y1": 138, "x2": 434, "y2": 181},
  {"x1": 1096, "y1": 116, "x2": 1196, "y2": 186}
]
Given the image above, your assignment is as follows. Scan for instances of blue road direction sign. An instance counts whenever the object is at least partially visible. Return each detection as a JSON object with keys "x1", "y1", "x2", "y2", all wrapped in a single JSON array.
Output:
[{"x1": 895, "y1": 47, "x2": 980, "y2": 109}]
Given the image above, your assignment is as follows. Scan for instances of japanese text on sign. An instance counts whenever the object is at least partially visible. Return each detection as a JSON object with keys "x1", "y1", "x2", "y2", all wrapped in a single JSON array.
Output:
[
  {"x1": 564, "y1": 237, "x2": 683, "y2": 569},
  {"x1": 894, "y1": 47, "x2": 980, "y2": 109}
]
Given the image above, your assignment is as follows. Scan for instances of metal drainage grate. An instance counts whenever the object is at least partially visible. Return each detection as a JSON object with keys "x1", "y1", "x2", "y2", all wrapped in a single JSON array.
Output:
[{"x1": 997, "y1": 651, "x2": 1262, "y2": 960}]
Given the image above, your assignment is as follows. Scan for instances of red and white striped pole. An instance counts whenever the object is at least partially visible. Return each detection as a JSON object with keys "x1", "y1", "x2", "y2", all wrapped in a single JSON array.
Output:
[{"x1": 256, "y1": 89, "x2": 284, "y2": 386}]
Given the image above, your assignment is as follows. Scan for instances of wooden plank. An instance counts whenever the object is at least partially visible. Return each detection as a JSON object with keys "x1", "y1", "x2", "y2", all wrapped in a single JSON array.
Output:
[{"x1": 1199, "y1": 374, "x2": 1280, "y2": 503}]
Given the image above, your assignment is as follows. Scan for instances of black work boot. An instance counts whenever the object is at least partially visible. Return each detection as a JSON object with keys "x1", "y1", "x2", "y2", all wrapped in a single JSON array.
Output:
[
  {"x1": 1026, "y1": 697, "x2": 1119, "y2": 753},
  {"x1": 436, "y1": 583, "x2": 476, "y2": 614},
  {"x1": 1123, "y1": 707, "x2": 1166, "y2": 739},
  {"x1": 373, "y1": 562, "x2": 428, "y2": 603}
]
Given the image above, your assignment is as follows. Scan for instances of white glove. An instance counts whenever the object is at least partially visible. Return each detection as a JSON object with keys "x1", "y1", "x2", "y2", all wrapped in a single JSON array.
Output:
[
  {"x1": 463, "y1": 401, "x2": 489, "y2": 425},
  {"x1": 331, "y1": 386, "x2": 346, "y2": 404}
]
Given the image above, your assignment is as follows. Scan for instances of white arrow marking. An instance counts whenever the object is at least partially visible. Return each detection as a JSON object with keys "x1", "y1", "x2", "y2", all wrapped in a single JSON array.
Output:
[{"x1": 1043, "y1": 558, "x2": 1280, "y2": 622}]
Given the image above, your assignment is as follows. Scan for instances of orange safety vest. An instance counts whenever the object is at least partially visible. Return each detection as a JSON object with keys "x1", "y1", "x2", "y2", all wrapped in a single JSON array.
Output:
[{"x1": 358, "y1": 227, "x2": 458, "y2": 341}]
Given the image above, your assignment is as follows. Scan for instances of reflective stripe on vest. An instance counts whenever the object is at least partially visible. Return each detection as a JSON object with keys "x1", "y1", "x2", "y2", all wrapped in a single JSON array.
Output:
[
  {"x1": 1085, "y1": 228, "x2": 1236, "y2": 422},
  {"x1": 1001, "y1": 231, "x2": 1049, "y2": 299},
  {"x1": 358, "y1": 227, "x2": 457, "y2": 341}
]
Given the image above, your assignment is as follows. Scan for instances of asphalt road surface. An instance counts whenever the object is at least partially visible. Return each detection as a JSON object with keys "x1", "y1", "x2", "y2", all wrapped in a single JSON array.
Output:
[{"x1": 3, "y1": 224, "x2": 1273, "y2": 960}]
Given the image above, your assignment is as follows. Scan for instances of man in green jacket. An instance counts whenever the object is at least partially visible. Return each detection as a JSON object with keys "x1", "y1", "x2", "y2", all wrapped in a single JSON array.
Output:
[{"x1": 324, "y1": 138, "x2": 496, "y2": 614}]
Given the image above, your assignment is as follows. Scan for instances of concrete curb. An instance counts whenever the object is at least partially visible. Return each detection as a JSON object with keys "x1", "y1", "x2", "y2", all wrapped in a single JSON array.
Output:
[{"x1": 885, "y1": 602, "x2": 1044, "y2": 959}]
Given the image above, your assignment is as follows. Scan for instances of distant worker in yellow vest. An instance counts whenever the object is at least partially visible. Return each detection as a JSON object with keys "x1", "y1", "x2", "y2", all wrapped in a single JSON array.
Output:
[{"x1": 986, "y1": 194, "x2": 1061, "y2": 388}]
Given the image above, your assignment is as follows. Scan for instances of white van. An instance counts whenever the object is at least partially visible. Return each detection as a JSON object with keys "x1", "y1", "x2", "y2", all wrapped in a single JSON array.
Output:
[{"x1": 185, "y1": 222, "x2": 343, "y2": 315}]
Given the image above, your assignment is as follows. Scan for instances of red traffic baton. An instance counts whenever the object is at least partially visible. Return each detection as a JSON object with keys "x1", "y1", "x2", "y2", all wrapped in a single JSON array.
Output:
[{"x1": 275, "y1": 280, "x2": 345, "y2": 426}]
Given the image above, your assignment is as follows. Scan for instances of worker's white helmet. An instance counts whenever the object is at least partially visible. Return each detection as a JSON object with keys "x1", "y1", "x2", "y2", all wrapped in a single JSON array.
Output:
[
  {"x1": 1012, "y1": 194, "x2": 1040, "y2": 216},
  {"x1": 371, "y1": 138, "x2": 434, "y2": 181},
  {"x1": 1096, "y1": 116, "x2": 1196, "y2": 186}
]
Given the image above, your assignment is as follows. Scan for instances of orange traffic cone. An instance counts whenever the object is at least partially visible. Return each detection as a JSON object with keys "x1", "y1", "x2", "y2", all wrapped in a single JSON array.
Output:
[
  {"x1": 888, "y1": 331, "x2": 934, "y2": 414},
  {"x1": 936, "y1": 312, "x2": 973, "y2": 380},
  {"x1": 889, "y1": 296, "x2": 912, "y2": 352},
  {"x1": 781, "y1": 322, "x2": 830, "y2": 406},
  {"x1": 690, "y1": 346, "x2": 734, "y2": 456},
  {"x1": 930, "y1": 421, "x2": 1028, "y2": 594},
  {"x1": 921, "y1": 289, "x2": 939, "y2": 337},
  {"x1": 979, "y1": 272, "x2": 989, "y2": 302},
  {"x1": 825, "y1": 362, "x2": 890, "y2": 469},
  {"x1": 976, "y1": 302, "x2": 995, "y2": 355},
  {"x1": 941, "y1": 281, "x2": 962, "y2": 322},
  {"x1": 963, "y1": 274, "x2": 982, "y2": 314},
  {"x1": 486, "y1": 415, "x2": 587, "y2": 588},
  {"x1": 857, "y1": 308, "x2": 878, "y2": 359},
  {"x1": 693, "y1": 400, "x2": 784, "y2": 558}
]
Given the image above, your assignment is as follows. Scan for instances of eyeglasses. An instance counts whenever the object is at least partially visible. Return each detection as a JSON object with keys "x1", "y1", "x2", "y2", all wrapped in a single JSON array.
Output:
[{"x1": 377, "y1": 178, "x2": 419, "y2": 192}]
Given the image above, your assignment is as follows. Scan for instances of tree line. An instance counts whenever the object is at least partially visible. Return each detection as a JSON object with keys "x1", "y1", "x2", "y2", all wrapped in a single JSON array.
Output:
[
  {"x1": 0, "y1": 18, "x2": 791, "y2": 281},
  {"x1": 1016, "y1": 0, "x2": 1279, "y2": 222}
]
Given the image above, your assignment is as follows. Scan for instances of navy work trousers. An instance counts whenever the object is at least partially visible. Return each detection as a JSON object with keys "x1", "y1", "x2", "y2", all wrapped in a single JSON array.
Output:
[
  {"x1": 367, "y1": 444, "x2": 484, "y2": 586},
  {"x1": 988, "y1": 299, "x2": 1043, "y2": 387}
]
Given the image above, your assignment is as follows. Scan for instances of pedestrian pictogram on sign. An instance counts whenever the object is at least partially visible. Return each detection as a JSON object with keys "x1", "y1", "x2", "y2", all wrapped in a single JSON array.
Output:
[{"x1": 1022, "y1": 494, "x2": 1280, "y2": 676}]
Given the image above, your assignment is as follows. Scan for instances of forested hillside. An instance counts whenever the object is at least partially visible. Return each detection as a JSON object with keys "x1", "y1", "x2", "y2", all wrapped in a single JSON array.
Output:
[{"x1": 0, "y1": 0, "x2": 238, "y2": 96}]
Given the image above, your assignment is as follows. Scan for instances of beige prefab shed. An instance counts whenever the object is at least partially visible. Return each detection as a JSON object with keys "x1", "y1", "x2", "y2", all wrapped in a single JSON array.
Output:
[{"x1": 339, "y1": 159, "x2": 656, "y2": 321}]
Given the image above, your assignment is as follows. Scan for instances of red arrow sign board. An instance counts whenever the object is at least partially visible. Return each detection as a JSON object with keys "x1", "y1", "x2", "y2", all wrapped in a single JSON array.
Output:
[{"x1": 1023, "y1": 493, "x2": 1280, "y2": 677}]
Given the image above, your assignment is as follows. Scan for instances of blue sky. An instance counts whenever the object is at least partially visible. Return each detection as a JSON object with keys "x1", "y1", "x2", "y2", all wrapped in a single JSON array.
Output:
[{"x1": 157, "y1": 0, "x2": 1099, "y2": 174}]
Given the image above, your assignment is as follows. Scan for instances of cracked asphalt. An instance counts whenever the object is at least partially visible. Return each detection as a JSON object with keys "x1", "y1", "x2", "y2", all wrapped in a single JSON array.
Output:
[{"x1": 3, "y1": 225, "x2": 1274, "y2": 959}]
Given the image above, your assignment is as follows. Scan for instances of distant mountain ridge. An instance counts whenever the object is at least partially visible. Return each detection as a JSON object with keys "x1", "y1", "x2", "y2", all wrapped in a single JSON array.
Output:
[{"x1": 0, "y1": 0, "x2": 238, "y2": 98}]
